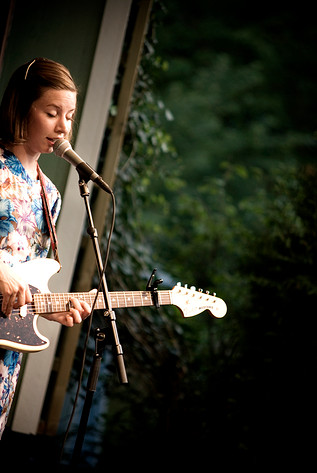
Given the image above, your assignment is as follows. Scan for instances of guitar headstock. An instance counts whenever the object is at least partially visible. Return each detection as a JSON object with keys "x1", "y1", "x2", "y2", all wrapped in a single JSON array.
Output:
[{"x1": 170, "y1": 283, "x2": 227, "y2": 318}]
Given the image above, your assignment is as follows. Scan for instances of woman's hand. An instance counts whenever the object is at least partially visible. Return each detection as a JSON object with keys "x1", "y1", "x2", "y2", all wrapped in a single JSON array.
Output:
[
  {"x1": 0, "y1": 262, "x2": 32, "y2": 316},
  {"x1": 42, "y1": 297, "x2": 91, "y2": 326},
  {"x1": 0, "y1": 261, "x2": 92, "y2": 326}
]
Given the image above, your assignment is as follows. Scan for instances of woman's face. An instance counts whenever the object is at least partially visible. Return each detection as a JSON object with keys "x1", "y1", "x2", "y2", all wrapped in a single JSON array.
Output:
[{"x1": 25, "y1": 88, "x2": 76, "y2": 156}]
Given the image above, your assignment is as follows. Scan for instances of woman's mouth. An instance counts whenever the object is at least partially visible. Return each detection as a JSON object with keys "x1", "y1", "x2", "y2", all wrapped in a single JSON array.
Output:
[{"x1": 47, "y1": 137, "x2": 55, "y2": 146}]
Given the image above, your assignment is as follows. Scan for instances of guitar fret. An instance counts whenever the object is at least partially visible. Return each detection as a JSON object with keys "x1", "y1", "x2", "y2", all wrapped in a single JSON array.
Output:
[
  {"x1": 33, "y1": 290, "x2": 173, "y2": 314},
  {"x1": 110, "y1": 291, "x2": 155, "y2": 308}
]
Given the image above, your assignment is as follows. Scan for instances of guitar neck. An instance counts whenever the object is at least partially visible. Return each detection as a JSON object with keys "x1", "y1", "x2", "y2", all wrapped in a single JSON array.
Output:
[{"x1": 33, "y1": 290, "x2": 171, "y2": 314}]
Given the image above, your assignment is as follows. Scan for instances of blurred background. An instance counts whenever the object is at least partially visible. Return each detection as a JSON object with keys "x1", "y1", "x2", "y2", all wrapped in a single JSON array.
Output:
[{"x1": 1, "y1": 0, "x2": 317, "y2": 470}]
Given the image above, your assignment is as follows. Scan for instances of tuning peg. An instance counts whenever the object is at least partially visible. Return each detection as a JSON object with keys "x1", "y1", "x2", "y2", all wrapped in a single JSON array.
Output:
[
  {"x1": 190, "y1": 286, "x2": 196, "y2": 291},
  {"x1": 206, "y1": 290, "x2": 210, "y2": 295},
  {"x1": 198, "y1": 288, "x2": 203, "y2": 292}
]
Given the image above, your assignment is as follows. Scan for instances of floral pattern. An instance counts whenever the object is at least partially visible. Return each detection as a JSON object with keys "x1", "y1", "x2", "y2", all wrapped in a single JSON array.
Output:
[{"x1": 0, "y1": 147, "x2": 61, "y2": 437}]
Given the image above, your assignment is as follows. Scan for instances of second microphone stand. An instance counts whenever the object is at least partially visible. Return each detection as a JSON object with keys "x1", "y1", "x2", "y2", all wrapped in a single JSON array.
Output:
[{"x1": 71, "y1": 178, "x2": 128, "y2": 466}]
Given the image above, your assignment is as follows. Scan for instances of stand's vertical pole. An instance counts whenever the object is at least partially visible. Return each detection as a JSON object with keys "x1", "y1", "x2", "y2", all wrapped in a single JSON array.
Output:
[
  {"x1": 71, "y1": 329, "x2": 104, "y2": 465},
  {"x1": 71, "y1": 179, "x2": 127, "y2": 466}
]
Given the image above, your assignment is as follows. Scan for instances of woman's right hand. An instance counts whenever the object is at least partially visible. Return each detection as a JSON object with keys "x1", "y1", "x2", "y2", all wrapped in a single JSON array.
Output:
[{"x1": 0, "y1": 262, "x2": 32, "y2": 316}]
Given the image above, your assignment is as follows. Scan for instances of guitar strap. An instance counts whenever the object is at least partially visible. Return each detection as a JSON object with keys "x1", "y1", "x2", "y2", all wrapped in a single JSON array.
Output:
[{"x1": 37, "y1": 163, "x2": 61, "y2": 266}]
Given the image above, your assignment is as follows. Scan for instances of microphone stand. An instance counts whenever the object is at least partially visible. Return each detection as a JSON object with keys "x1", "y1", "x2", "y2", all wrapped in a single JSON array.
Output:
[{"x1": 71, "y1": 177, "x2": 128, "y2": 466}]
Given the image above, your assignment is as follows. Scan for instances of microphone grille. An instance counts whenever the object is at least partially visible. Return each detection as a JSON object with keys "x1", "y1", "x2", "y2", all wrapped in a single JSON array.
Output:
[{"x1": 53, "y1": 139, "x2": 71, "y2": 157}]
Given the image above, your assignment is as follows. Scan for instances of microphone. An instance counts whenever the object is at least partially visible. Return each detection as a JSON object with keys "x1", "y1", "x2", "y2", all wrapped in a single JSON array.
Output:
[{"x1": 53, "y1": 139, "x2": 112, "y2": 194}]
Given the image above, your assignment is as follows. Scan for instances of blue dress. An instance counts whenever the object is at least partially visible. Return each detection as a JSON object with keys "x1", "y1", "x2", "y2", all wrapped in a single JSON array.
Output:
[{"x1": 0, "y1": 147, "x2": 61, "y2": 437}]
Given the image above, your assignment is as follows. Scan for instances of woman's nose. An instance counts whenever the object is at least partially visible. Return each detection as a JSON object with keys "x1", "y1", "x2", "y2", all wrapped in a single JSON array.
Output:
[{"x1": 56, "y1": 115, "x2": 70, "y2": 134}]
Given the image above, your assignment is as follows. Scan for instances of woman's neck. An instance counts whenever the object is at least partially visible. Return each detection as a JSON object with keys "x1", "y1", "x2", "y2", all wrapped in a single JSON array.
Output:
[{"x1": 6, "y1": 144, "x2": 40, "y2": 180}]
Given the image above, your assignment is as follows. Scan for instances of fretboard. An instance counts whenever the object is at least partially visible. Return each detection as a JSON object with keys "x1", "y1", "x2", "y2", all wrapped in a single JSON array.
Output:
[{"x1": 33, "y1": 290, "x2": 172, "y2": 314}]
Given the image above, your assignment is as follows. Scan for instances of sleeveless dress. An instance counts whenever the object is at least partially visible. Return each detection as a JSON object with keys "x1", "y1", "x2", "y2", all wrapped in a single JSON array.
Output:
[{"x1": 0, "y1": 147, "x2": 61, "y2": 437}]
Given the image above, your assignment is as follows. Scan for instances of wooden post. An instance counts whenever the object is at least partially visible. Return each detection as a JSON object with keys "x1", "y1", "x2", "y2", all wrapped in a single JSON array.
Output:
[
  {"x1": 76, "y1": 0, "x2": 154, "y2": 293},
  {"x1": 40, "y1": 0, "x2": 134, "y2": 435}
]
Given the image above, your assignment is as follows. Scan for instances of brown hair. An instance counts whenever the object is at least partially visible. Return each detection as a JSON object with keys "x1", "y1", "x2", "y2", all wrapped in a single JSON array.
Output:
[{"x1": 0, "y1": 57, "x2": 78, "y2": 146}]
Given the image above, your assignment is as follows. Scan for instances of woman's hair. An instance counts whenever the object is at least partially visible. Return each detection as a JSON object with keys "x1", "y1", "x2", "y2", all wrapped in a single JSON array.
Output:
[{"x1": 0, "y1": 57, "x2": 78, "y2": 146}]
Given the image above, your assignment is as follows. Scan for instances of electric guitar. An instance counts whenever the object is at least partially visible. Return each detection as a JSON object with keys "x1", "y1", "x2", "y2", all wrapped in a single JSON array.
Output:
[{"x1": 0, "y1": 259, "x2": 227, "y2": 353}]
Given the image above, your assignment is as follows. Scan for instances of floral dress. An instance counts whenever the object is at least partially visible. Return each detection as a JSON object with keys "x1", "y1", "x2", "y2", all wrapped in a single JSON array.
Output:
[{"x1": 0, "y1": 147, "x2": 61, "y2": 437}]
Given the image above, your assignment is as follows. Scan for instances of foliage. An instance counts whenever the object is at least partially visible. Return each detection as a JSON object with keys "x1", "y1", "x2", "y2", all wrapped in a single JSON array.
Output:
[{"x1": 68, "y1": 1, "x2": 317, "y2": 469}]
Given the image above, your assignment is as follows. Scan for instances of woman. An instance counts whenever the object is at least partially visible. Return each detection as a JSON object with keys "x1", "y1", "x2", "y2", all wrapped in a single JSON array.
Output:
[{"x1": 0, "y1": 58, "x2": 91, "y2": 437}]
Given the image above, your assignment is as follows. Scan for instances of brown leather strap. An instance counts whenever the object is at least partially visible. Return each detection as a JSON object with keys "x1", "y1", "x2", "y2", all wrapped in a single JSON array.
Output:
[{"x1": 37, "y1": 163, "x2": 61, "y2": 265}]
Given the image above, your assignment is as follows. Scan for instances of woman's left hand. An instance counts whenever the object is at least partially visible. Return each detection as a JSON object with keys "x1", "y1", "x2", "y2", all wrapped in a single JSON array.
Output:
[{"x1": 42, "y1": 297, "x2": 91, "y2": 326}]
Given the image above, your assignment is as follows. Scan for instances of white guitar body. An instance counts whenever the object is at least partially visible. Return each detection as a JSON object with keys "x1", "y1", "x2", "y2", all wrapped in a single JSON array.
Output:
[{"x1": 14, "y1": 258, "x2": 61, "y2": 293}]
